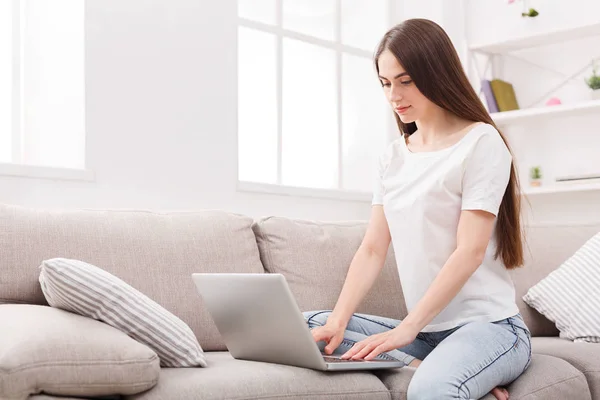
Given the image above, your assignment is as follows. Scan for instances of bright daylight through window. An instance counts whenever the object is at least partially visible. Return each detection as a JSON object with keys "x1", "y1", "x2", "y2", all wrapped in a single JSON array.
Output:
[
  {"x1": 237, "y1": 0, "x2": 394, "y2": 194},
  {"x1": 0, "y1": 0, "x2": 84, "y2": 170}
]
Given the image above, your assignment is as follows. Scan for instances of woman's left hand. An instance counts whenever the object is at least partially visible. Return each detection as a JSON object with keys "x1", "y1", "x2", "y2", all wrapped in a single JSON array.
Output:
[{"x1": 340, "y1": 323, "x2": 419, "y2": 361}]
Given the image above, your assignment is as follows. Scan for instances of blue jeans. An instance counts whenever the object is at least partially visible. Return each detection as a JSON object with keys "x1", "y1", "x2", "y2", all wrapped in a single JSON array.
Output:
[{"x1": 304, "y1": 310, "x2": 532, "y2": 400}]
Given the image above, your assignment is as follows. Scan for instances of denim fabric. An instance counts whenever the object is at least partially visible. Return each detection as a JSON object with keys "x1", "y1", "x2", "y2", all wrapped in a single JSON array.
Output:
[{"x1": 304, "y1": 310, "x2": 532, "y2": 400}]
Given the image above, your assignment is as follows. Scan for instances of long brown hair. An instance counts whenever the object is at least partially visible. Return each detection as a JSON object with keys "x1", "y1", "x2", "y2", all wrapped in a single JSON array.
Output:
[{"x1": 374, "y1": 18, "x2": 524, "y2": 269}]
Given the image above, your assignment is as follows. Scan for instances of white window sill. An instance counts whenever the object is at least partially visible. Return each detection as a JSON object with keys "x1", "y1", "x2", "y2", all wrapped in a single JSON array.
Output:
[
  {"x1": 237, "y1": 181, "x2": 372, "y2": 203},
  {"x1": 0, "y1": 162, "x2": 95, "y2": 182}
]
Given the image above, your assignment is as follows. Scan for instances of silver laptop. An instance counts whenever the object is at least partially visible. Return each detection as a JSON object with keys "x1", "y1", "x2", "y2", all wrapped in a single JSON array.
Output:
[{"x1": 191, "y1": 273, "x2": 405, "y2": 371}]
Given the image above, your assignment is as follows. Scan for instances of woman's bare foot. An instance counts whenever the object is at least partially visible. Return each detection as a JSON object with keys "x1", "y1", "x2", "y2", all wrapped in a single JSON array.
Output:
[
  {"x1": 491, "y1": 386, "x2": 509, "y2": 400},
  {"x1": 408, "y1": 359, "x2": 422, "y2": 367}
]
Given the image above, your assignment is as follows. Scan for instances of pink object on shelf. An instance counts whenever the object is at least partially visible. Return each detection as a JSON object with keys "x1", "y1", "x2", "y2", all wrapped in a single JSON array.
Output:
[{"x1": 546, "y1": 97, "x2": 562, "y2": 106}]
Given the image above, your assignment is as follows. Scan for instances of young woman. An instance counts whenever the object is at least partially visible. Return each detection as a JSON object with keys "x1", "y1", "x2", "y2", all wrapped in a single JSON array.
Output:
[{"x1": 303, "y1": 18, "x2": 531, "y2": 400}]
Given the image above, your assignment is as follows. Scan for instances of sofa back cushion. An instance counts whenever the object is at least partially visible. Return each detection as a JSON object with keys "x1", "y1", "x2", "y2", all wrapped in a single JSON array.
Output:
[
  {"x1": 510, "y1": 222, "x2": 600, "y2": 337},
  {"x1": 252, "y1": 217, "x2": 407, "y2": 320},
  {"x1": 0, "y1": 204, "x2": 264, "y2": 351}
]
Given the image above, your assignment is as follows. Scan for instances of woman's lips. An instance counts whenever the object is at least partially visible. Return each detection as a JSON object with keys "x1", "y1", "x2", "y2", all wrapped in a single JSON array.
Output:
[{"x1": 395, "y1": 106, "x2": 411, "y2": 114}]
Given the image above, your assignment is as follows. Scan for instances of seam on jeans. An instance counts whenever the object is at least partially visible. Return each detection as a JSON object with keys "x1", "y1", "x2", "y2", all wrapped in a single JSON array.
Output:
[
  {"x1": 520, "y1": 375, "x2": 588, "y2": 400},
  {"x1": 457, "y1": 318, "x2": 520, "y2": 398},
  {"x1": 524, "y1": 329, "x2": 532, "y2": 372},
  {"x1": 306, "y1": 311, "x2": 331, "y2": 327},
  {"x1": 228, "y1": 389, "x2": 392, "y2": 400},
  {"x1": 509, "y1": 317, "x2": 532, "y2": 374},
  {"x1": 352, "y1": 314, "x2": 398, "y2": 330}
]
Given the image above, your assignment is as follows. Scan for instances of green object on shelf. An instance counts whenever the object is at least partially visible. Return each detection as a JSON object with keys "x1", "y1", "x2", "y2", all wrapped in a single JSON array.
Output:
[
  {"x1": 585, "y1": 60, "x2": 600, "y2": 90},
  {"x1": 522, "y1": 8, "x2": 539, "y2": 17},
  {"x1": 530, "y1": 166, "x2": 542, "y2": 180}
]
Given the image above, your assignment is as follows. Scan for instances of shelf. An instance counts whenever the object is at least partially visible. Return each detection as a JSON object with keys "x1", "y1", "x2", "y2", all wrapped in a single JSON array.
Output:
[
  {"x1": 469, "y1": 22, "x2": 600, "y2": 54},
  {"x1": 523, "y1": 182, "x2": 600, "y2": 195},
  {"x1": 490, "y1": 99, "x2": 600, "y2": 125}
]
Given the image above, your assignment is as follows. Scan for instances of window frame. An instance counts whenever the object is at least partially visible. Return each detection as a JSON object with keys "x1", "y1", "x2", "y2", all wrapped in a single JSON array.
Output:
[{"x1": 236, "y1": 0, "x2": 396, "y2": 201}]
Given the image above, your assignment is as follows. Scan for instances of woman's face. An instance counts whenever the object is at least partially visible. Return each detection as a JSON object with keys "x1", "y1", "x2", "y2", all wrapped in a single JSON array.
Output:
[{"x1": 377, "y1": 49, "x2": 431, "y2": 124}]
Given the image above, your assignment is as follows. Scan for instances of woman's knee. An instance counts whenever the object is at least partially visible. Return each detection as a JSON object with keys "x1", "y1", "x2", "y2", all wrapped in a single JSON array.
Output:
[{"x1": 302, "y1": 310, "x2": 332, "y2": 328}]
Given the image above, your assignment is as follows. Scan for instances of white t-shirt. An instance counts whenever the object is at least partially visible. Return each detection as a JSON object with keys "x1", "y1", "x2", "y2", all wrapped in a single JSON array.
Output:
[{"x1": 373, "y1": 123, "x2": 520, "y2": 332}]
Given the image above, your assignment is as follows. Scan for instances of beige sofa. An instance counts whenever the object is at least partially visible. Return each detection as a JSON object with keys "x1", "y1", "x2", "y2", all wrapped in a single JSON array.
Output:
[{"x1": 1, "y1": 203, "x2": 599, "y2": 400}]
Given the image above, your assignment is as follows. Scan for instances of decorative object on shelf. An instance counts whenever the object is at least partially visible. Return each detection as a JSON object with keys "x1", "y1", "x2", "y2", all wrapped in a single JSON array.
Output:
[
  {"x1": 508, "y1": 0, "x2": 539, "y2": 17},
  {"x1": 481, "y1": 79, "x2": 499, "y2": 113},
  {"x1": 490, "y1": 79, "x2": 520, "y2": 111},
  {"x1": 585, "y1": 59, "x2": 600, "y2": 100},
  {"x1": 530, "y1": 166, "x2": 542, "y2": 187},
  {"x1": 545, "y1": 97, "x2": 562, "y2": 106}
]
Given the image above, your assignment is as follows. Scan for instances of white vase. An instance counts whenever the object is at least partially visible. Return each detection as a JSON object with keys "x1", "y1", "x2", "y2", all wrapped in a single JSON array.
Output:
[{"x1": 593, "y1": 90, "x2": 600, "y2": 101}]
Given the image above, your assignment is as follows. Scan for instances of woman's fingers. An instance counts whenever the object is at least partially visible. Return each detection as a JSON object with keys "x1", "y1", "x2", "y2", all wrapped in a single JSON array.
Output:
[
  {"x1": 364, "y1": 344, "x2": 387, "y2": 360},
  {"x1": 348, "y1": 341, "x2": 379, "y2": 360},
  {"x1": 324, "y1": 333, "x2": 343, "y2": 355},
  {"x1": 311, "y1": 327, "x2": 328, "y2": 342},
  {"x1": 341, "y1": 340, "x2": 368, "y2": 359},
  {"x1": 341, "y1": 332, "x2": 388, "y2": 360}
]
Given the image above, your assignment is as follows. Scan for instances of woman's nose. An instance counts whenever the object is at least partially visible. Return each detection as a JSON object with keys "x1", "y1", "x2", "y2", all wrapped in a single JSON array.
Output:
[{"x1": 389, "y1": 88, "x2": 402, "y2": 103}]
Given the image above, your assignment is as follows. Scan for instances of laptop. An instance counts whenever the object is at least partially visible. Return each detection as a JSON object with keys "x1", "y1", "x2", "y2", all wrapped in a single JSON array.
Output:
[{"x1": 191, "y1": 273, "x2": 405, "y2": 371}]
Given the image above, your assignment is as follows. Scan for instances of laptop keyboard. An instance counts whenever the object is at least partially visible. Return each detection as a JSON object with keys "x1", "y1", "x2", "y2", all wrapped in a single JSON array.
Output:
[{"x1": 323, "y1": 356, "x2": 365, "y2": 363}]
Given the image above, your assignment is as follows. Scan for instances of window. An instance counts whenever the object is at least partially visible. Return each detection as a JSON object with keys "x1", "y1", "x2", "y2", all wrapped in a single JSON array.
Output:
[
  {"x1": 237, "y1": 0, "x2": 395, "y2": 195},
  {"x1": 0, "y1": 0, "x2": 85, "y2": 172}
]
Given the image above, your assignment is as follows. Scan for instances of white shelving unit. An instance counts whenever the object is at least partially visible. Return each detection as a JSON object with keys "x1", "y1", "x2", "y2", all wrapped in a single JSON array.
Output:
[
  {"x1": 491, "y1": 99, "x2": 600, "y2": 126},
  {"x1": 469, "y1": 22, "x2": 600, "y2": 54},
  {"x1": 524, "y1": 181, "x2": 600, "y2": 196},
  {"x1": 468, "y1": 22, "x2": 600, "y2": 196}
]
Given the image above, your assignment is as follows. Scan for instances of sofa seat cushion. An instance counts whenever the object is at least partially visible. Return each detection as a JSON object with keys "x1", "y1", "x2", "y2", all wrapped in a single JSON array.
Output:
[
  {"x1": 532, "y1": 337, "x2": 600, "y2": 399},
  {"x1": 29, "y1": 397, "x2": 118, "y2": 400},
  {"x1": 0, "y1": 203, "x2": 265, "y2": 351},
  {"x1": 252, "y1": 217, "x2": 406, "y2": 320},
  {"x1": 28, "y1": 397, "x2": 89, "y2": 400},
  {"x1": 374, "y1": 354, "x2": 590, "y2": 400},
  {"x1": 125, "y1": 352, "x2": 391, "y2": 400},
  {"x1": 0, "y1": 304, "x2": 159, "y2": 400}
]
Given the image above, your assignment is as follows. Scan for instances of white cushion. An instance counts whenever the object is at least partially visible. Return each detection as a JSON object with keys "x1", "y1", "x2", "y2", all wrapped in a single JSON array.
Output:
[
  {"x1": 39, "y1": 258, "x2": 208, "y2": 367},
  {"x1": 523, "y1": 232, "x2": 600, "y2": 343}
]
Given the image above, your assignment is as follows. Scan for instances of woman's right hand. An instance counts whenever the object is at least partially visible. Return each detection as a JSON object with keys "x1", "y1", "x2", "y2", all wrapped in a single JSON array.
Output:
[{"x1": 310, "y1": 320, "x2": 347, "y2": 355}]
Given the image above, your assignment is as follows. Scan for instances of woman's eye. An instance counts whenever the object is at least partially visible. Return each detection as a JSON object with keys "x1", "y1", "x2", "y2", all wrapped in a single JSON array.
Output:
[
  {"x1": 381, "y1": 82, "x2": 391, "y2": 87},
  {"x1": 401, "y1": 80, "x2": 413, "y2": 85}
]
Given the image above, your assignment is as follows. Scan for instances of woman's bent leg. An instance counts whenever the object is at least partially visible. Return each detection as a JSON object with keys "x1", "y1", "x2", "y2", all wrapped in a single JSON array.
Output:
[
  {"x1": 406, "y1": 315, "x2": 532, "y2": 400},
  {"x1": 303, "y1": 310, "x2": 435, "y2": 366}
]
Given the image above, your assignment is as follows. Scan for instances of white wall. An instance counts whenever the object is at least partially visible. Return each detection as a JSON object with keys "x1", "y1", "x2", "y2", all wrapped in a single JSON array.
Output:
[
  {"x1": 0, "y1": 0, "x2": 371, "y2": 221},
  {"x1": 1, "y1": 0, "x2": 598, "y2": 225}
]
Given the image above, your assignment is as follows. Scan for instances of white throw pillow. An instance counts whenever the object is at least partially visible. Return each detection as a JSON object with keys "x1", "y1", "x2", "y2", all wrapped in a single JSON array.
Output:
[
  {"x1": 523, "y1": 231, "x2": 600, "y2": 343},
  {"x1": 39, "y1": 258, "x2": 208, "y2": 367}
]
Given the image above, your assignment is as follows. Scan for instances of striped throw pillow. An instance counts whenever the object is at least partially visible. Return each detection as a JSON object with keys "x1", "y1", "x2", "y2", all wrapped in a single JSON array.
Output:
[
  {"x1": 39, "y1": 258, "x2": 207, "y2": 367},
  {"x1": 523, "y1": 231, "x2": 600, "y2": 343}
]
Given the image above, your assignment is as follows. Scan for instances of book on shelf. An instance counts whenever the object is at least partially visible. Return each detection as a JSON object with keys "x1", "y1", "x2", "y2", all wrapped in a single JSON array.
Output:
[
  {"x1": 490, "y1": 79, "x2": 520, "y2": 112},
  {"x1": 481, "y1": 79, "x2": 499, "y2": 113}
]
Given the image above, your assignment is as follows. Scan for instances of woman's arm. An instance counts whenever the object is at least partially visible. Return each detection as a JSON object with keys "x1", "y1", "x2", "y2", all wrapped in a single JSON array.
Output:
[
  {"x1": 341, "y1": 208, "x2": 497, "y2": 361},
  {"x1": 327, "y1": 205, "x2": 392, "y2": 328},
  {"x1": 400, "y1": 209, "x2": 496, "y2": 332}
]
